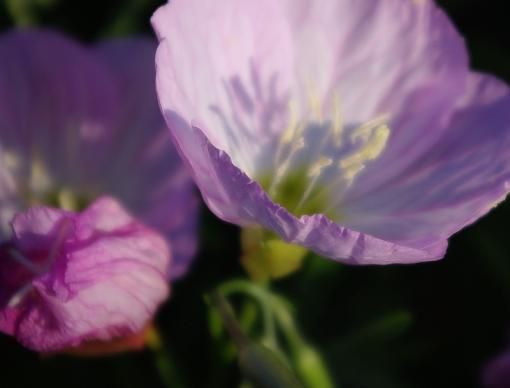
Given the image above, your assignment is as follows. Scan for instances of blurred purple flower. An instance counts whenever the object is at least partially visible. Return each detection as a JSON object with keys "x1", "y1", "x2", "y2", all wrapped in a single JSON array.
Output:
[
  {"x1": 0, "y1": 197, "x2": 170, "y2": 352},
  {"x1": 0, "y1": 30, "x2": 198, "y2": 351},
  {"x1": 152, "y1": 0, "x2": 510, "y2": 264},
  {"x1": 484, "y1": 347, "x2": 510, "y2": 388}
]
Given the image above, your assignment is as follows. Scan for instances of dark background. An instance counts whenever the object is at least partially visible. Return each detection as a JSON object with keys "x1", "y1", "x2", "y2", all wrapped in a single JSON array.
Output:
[{"x1": 1, "y1": 1, "x2": 509, "y2": 387}]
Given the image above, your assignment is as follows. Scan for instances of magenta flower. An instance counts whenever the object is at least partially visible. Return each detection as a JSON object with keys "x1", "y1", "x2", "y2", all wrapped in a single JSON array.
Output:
[
  {"x1": 0, "y1": 197, "x2": 170, "y2": 351},
  {"x1": 0, "y1": 30, "x2": 198, "y2": 351},
  {"x1": 152, "y1": 0, "x2": 510, "y2": 264}
]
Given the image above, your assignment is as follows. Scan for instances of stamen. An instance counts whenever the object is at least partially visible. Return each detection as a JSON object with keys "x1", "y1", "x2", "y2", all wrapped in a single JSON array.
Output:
[
  {"x1": 3, "y1": 151, "x2": 20, "y2": 171},
  {"x1": 308, "y1": 157, "x2": 334, "y2": 178},
  {"x1": 30, "y1": 158, "x2": 52, "y2": 196},
  {"x1": 262, "y1": 80, "x2": 391, "y2": 218},
  {"x1": 281, "y1": 101, "x2": 300, "y2": 145},
  {"x1": 321, "y1": 123, "x2": 390, "y2": 214},
  {"x1": 340, "y1": 124, "x2": 390, "y2": 172},
  {"x1": 331, "y1": 92, "x2": 344, "y2": 146},
  {"x1": 307, "y1": 120, "x2": 391, "y2": 216},
  {"x1": 269, "y1": 137, "x2": 305, "y2": 196},
  {"x1": 294, "y1": 93, "x2": 342, "y2": 212},
  {"x1": 7, "y1": 284, "x2": 33, "y2": 308},
  {"x1": 350, "y1": 114, "x2": 390, "y2": 142},
  {"x1": 307, "y1": 83, "x2": 323, "y2": 124},
  {"x1": 268, "y1": 101, "x2": 305, "y2": 194},
  {"x1": 294, "y1": 157, "x2": 332, "y2": 213},
  {"x1": 58, "y1": 188, "x2": 78, "y2": 211}
]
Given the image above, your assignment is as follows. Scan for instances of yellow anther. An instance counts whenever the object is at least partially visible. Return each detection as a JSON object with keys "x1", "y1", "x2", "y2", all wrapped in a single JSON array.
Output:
[
  {"x1": 30, "y1": 158, "x2": 52, "y2": 194},
  {"x1": 351, "y1": 113, "x2": 390, "y2": 142},
  {"x1": 291, "y1": 137, "x2": 305, "y2": 153},
  {"x1": 281, "y1": 101, "x2": 299, "y2": 144},
  {"x1": 332, "y1": 92, "x2": 344, "y2": 145},
  {"x1": 365, "y1": 124, "x2": 390, "y2": 159},
  {"x1": 58, "y1": 188, "x2": 78, "y2": 211},
  {"x1": 339, "y1": 124, "x2": 390, "y2": 184},
  {"x1": 3, "y1": 151, "x2": 20, "y2": 171},
  {"x1": 308, "y1": 157, "x2": 333, "y2": 177},
  {"x1": 307, "y1": 83, "x2": 323, "y2": 124}
]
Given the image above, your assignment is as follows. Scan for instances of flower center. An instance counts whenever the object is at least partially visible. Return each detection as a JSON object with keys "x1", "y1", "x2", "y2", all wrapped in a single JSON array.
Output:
[
  {"x1": 260, "y1": 91, "x2": 391, "y2": 218},
  {"x1": 2, "y1": 151, "x2": 92, "y2": 211},
  {"x1": 211, "y1": 70, "x2": 391, "y2": 219},
  {"x1": 44, "y1": 189, "x2": 92, "y2": 212}
]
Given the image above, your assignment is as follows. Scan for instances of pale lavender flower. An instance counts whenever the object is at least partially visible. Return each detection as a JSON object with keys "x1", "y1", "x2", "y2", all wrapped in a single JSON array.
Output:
[
  {"x1": 152, "y1": 0, "x2": 510, "y2": 264},
  {"x1": 0, "y1": 30, "x2": 198, "y2": 351}
]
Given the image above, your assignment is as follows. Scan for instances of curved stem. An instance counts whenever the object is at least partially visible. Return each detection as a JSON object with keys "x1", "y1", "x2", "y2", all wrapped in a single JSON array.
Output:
[
  {"x1": 208, "y1": 290, "x2": 249, "y2": 349},
  {"x1": 218, "y1": 279, "x2": 335, "y2": 388},
  {"x1": 146, "y1": 327, "x2": 187, "y2": 388},
  {"x1": 219, "y1": 280, "x2": 278, "y2": 349}
]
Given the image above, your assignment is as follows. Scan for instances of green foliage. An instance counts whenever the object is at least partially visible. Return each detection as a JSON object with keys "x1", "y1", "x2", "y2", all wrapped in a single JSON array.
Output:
[{"x1": 5, "y1": 0, "x2": 56, "y2": 26}]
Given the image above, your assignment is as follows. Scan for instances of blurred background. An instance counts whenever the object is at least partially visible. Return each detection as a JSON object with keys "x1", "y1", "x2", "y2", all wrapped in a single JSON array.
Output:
[{"x1": 0, "y1": 0, "x2": 509, "y2": 387}]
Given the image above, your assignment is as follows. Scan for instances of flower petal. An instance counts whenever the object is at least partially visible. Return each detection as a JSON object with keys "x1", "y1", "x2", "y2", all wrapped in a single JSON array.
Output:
[
  {"x1": 0, "y1": 30, "x2": 198, "y2": 279},
  {"x1": 95, "y1": 38, "x2": 199, "y2": 279},
  {"x1": 0, "y1": 29, "x2": 121, "y2": 198},
  {"x1": 341, "y1": 73, "x2": 510, "y2": 248},
  {"x1": 161, "y1": 121, "x2": 445, "y2": 264},
  {"x1": 0, "y1": 197, "x2": 170, "y2": 352},
  {"x1": 153, "y1": 0, "x2": 481, "y2": 262},
  {"x1": 152, "y1": 0, "x2": 294, "y2": 177},
  {"x1": 287, "y1": 0, "x2": 468, "y2": 120},
  {"x1": 153, "y1": 0, "x2": 468, "y2": 179}
]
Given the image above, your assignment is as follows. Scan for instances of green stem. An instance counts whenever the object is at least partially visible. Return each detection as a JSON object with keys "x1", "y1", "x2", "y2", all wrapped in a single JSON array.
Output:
[
  {"x1": 208, "y1": 291, "x2": 250, "y2": 349},
  {"x1": 146, "y1": 327, "x2": 187, "y2": 388},
  {"x1": 219, "y1": 279, "x2": 335, "y2": 388},
  {"x1": 208, "y1": 290, "x2": 304, "y2": 388},
  {"x1": 5, "y1": 0, "x2": 37, "y2": 26},
  {"x1": 219, "y1": 280, "x2": 278, "y2": 348},
  {"x1": 102, "y1": 0, "x2": 155, "y2": 37}
]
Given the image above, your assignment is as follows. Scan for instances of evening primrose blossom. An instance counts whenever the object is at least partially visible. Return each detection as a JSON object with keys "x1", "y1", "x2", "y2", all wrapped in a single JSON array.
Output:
[
  {"x1": 0, "y1": 30, "x2": 198, "y2": 351},
  {"x1": 152, "y1": 0, "x2": 510, "y2": 264}
]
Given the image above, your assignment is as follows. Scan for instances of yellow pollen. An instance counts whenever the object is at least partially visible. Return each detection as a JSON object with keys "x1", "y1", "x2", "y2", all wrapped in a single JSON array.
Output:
[
  {"x1": 270, "y1": 137, "x2": 305, "y2": 195},
  {"x1": 58, "y1": 188, "x2": 78, "y2": 211},
  {"x1": 339, "y1": 124, "x2": 390, "y2": 182},
  {"x1": 30, "y1": 158, "x2": 52, "y2": 195},
  {"x1": 308, "y1": 157, "x2": 333, "y2": 178},
  {"x1": 266, "y1": 83, "x2": 392, "y2": 217},
  {"x1": 331, "y1": 92, "x2": 344, "y2": 146},
  {"x1": 3, "y1": 151, "x2": 20, "y2": 171},
  {"x1": 281, "y1": 101, "x2": 300, "y2": 144},
  {"x1": 350, "y1": 114, "x2": 390, "y2": 142},
  {"x1": 307, "y1": 83, "x2": 323, "y2": 124}
]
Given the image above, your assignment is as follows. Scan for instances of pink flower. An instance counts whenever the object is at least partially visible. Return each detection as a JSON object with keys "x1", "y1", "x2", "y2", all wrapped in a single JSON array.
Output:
[
  {"x1": 0, "y1": 30, "x2": 198, "y2": 351},
  {"x1": 0, "y1": 197, "x2": 170, "y2": 352}
]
